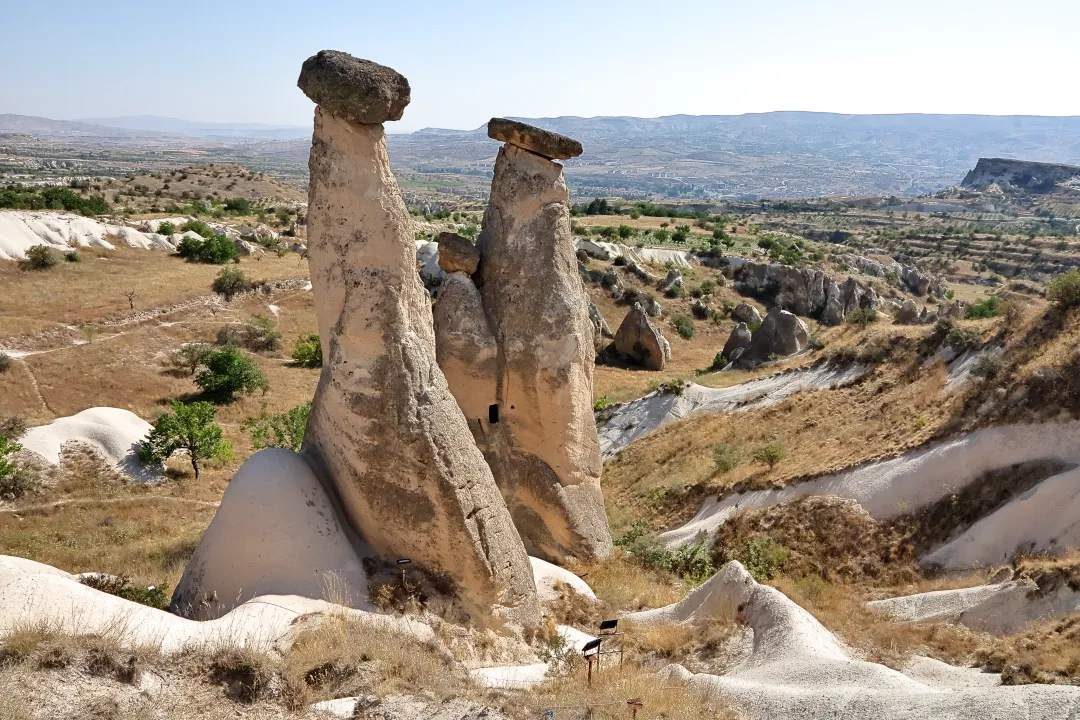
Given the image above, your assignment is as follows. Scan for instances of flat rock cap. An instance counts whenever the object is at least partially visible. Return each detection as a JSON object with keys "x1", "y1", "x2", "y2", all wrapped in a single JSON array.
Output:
[
  {"x1": 488, "y1": 118, "x2": 583, "y2": 160},
  {"x1": 297, "y1": 50, "x2": 410, "y2": 124}
]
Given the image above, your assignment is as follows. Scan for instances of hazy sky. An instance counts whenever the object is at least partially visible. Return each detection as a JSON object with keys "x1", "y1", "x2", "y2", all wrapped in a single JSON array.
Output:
[{"x1": 4, "y1": 0, "x2": 1079, "y2": 133}]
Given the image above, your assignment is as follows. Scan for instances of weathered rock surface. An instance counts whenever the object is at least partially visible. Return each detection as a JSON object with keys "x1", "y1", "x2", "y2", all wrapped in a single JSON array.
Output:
[
  {"x1": 436, "y1": 231, "x2": 480, "y2": 275},
  {"x1": 301, "y1": 102, "x2": 538, "y2": 628},
  {"x1": 433, "y1": 272, "x2": 499, "y2": 449},
  {"x1": 472, "y1": 141, "x2": 612, "y2": 562},
  {"x1": 614, "y1": 303, "x2": 671, "y2": 371},
  {"x1": 896, "y1": 298, "x2": 920, "y2": 324},
  {"x1": 487, "y1": 118, "x2": 583, "y2": 160},
  {"x1": 746, "y1": 310, "x2": 810, "y2": 362},
  {"x1": 659, "y1": 268, "x2": 683, "y2": 292},
  {"x1": 297, "y1": 50, "x2": 410, "y2": 124},
  {"x1": 840, "y1": 253, "x2": 947, "y2": 298},
  {"x1": 732, "y1": 302, "x2": 762, "y2": 325},
  {"x1": 723, "y1": 322, "x2": 752, "y2": 358},
  {"x1": 588, "y1": 302, "x2": 614, "y2": 352},
  {"x1": 734, "y1": 261, "x2": 884, "y2": 326}
]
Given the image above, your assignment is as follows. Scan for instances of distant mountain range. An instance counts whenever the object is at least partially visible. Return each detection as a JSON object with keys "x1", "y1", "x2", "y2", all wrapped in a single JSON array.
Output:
[
  {"x1": 8, "y1": 111, "x2": 1080, "y2": 199},
  {"x1": 387, "y1": 112, "x2": 1080, "y2": 199},
  {"x1": 0, "y1": 114, "x2": 308, "y2": 141}
]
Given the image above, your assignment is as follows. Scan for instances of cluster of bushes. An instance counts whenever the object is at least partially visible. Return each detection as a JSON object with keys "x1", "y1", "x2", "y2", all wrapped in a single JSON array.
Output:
[
  {"x1": 0, "y1": 185, "x2": 110, "y2": 216},
  {"x1": 0, "y1": 433, "x2": 39, "y2": 500},
  {"x1": 672, "y1": 315, "x2": 696, "y2": 340},
  {"x1": 167, "y1": 341, "x2": 270, "y2": 403},
  {"x1": 177, "y1": 232, "x2": 236, "y2": 265},
  {"x1": 216, "y1": 315, "x2": 281, "y2": 353},
  {"x1": 242, "y1": 402, "x2": 311, "y2": 452},
  {"x1": 614, "y1": 521, "x2": 717, "y2": 585},
  {"x1": 211, "y1": 268, "x2": 254, "y2": 300},
  {"x1": 712, "y1": 441, "x2": 786, "y2": 473},
  {"x1": 291, "y1": 334, "x2": 322, "y2": 368}
]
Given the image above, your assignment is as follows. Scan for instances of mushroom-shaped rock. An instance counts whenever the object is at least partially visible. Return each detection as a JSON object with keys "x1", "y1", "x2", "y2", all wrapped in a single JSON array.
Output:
[
  {"x1": 615, "y1": 303, "x2": 671, "y2": 371},
  {"x1": 300, "y1": 84, "x2": 539, "y2": 628},
  {"x1": 746, "y1": 309, "x2": 809, "y2": 362},
  {"x1": 895, "y1": 298, "x2": 919, "y2": 324},
  {"x1": 470, "y1": 141, "x2": 612, "y2": 563},
  {"x1": 722, "y1": 322, "x2": 752, "y2": 359},
  {"x1": 487, "y1": 118, "x2": 583, "y2": 160},
  {"x1": 436, "y1": 231, "x2": 480, "y2": 275},
  {"x1": 433, "y1": 272, "x2": 498, "y2": 449},
  {"x1": 297, "y1": 50, "x2": 411, "y2": 124},
  {"x1": 731, "y1": 302, "x2": 763, "y2": 325}
]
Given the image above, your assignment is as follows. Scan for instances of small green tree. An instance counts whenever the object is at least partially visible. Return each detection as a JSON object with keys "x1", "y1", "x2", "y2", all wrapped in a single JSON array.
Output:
[
  {"x1": 713, "y1": 443, "x2": 741, "y2": 473},
  {"x1": 195, "y1": 347, "x2": 268, "y2": 402},
  {"x1": 139, "y1": 400, "x2": 231, "y2": 479},
  {"x1": 753, "y1": 442, "x2": 786, "y2": 469},
  {"x1": 242, "y1": 402, "x2": 311, "y2": 452},
  {"x1": 846, "y1": 306, "x2": 878, "y2": 328},
  {"x1": 241, "y1": 315, "x2": 281, "y2": 352},
  {"x1": 169, "y1": 343, "x2": 212, "y2": 376},
  {"x1": 157, "y1": 221, "x2": 176, "y2": 236},
  {"x1": 1047, "y1": 270, "x2": 1080, "y2": 308},
  {"x1": 211, "y1": 267, "x2": 253, "y2": 300},
  {"x1": 21, "y1": 245, "x2": 58, "y2": 270},
  {"x1": 672, "y1": 315, "x2": 695, "y2": 340},
  {"x1": 291, "y1": 333, "x2": 323, "y2": 368},
  {"x1": 0, "y1": 434, "x2": 37, "y2": 499}
]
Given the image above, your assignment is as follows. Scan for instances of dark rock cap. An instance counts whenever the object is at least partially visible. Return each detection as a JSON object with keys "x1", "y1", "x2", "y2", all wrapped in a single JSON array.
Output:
[
  {"x1": 435, "y1": 231, "x2": 480, "y2": 275},
  {"x1": 297, "y1": 50, "x2": 410, "y2": 124},
  {"x1": 487, "y1": 118, "x2": 583, "y2": 160}
]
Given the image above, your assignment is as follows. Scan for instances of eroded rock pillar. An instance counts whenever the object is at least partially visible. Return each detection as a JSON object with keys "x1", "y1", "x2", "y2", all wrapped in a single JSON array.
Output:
[{"x1": 298, "y1": 52, "x2": 539, "y2": 628}]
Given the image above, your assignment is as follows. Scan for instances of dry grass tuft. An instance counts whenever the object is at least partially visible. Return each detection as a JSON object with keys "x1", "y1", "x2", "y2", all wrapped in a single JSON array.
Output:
[{"x1": 507, "y1": 664, "x2": 735, "y2": 720}]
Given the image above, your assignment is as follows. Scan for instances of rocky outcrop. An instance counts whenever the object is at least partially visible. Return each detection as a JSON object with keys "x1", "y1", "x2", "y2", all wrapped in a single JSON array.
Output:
[
  {"x1": 962, "y1": 157, "x2": 1080, "y2": 192},
  {"x1": 839, "y1": 253, "x2": 946, "y2": 298},
  {"x1": 614, "y1": 303, "x2": 671, "y2": 371},
  {"x1": 472, "y1": 129, "x2": 612, "y2": 563},
  {"x1": 896, "y1": 298, "x2": 919, "y2": 324},
  {"x1": 433, "y1": 272, "x2": 499, "y2": 449},
  {"x1": 298, "y1": 52, "x2": 539, "y2": 628},
  {"x1": 722, "y1": 322, "x2": 752, "y2": 359},
  {"x1": 746, "y1": 310, "x2": 810, "y2": 362},
  {"x1": 435, "y1": 232, "x2": 479, "y2": 274},
  {"x1": 487, "y1": 118, "x2": 583, "y2": 160},
  {"x1": 735, "y1": 262, "x2": 863, "y2": 325},
  {"x1": 659, "y1": 268, "x2": 682, "y2": 293},
  {"x1": 588, "y1": 302, "x2": 614, "y2": 352},
  {"x1": 732, "y1": 302, "x2": 762, "y2": 325}
]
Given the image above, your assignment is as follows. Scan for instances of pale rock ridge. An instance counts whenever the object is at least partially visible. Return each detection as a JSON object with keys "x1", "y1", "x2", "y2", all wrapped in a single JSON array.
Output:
[
  {"x1": 472, "y1": 139, "x2": 613, "y2": 562},
  {"x1": 297, "y1": 53, "x2": 539, "y2": 628}
]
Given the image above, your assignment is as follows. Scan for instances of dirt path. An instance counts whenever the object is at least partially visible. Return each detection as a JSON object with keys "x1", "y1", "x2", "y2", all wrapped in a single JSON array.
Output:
[{"x1": 0, "y1": 495, "x2": 220, "y2": 515}]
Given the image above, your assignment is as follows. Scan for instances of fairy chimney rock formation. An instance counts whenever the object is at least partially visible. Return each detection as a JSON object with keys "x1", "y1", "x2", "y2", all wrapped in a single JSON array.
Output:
[
  {"x1": 297, "y1": 51, "x2": 539, "y2": 628},
  {"x1": 487, "y1": 118, "x2": 583, "y2": 160},
  {"x1": 461, "y1": 122, "x2": 612, "y2": 562},
  {"x1": 614, "y1": 303, "x2": 672, "y2": 370}
]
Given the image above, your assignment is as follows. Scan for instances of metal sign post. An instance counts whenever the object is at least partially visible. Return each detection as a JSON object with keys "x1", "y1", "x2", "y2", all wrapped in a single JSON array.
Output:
[{"x1": 397, "y1": 558, "x2": 412, "y2": 588}]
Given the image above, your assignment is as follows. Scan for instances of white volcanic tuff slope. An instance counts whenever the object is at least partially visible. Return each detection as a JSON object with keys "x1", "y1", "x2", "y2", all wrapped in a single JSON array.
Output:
[
  {"x1": 660, "y1": 421, "x2": 1080, "y2": 570},
  {"x1": 19, "y1": 407, "x2": 161, "y2": 483},
  {"x1": 640, "y1": 563, "x2": 1080, "y2": 720},
  {"x1": 868, "y1": 580, "x2": 1080, "y2": 635},
  {"x1": 0, "y1": 555, "x2": 433, "y2": 654},
  {"x1": 0, "y1": 210, "x2": 176, "y2": 260},
  {"x1": 598, "y1": 364, "x2": 867, "y2": 458}
]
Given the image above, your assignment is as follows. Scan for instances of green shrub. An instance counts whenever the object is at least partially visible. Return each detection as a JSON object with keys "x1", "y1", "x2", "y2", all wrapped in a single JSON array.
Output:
[
  {"x1": 240, "y1": 315, "x2": 281, "y2": 353},
  {"x1": 81, "y1": 575, "x2": 171, "y2": 610},
  {"x1": 291, "y1": 333, "x2": 323, "y2": 368},
  {"x1": 64, "y1": 250, "x2": 81, "y2": 263},
  {"x1": 965, "y1": 296, "x2": 1002, "y2": 319},
  {"x1": 699, "y1": 279, "x2": 717, "y2": 296},
  {"x1": 752, "y1": 442, "x2": 786, "y2": 469},
  {"x1": 944, "y1": 325, "x2": 980, "y2": 350},
  {"x1": 168, "y1": 343, "x2": 212, "y2": 375},
  {"x1": 194, "y1": 347, "x2": 268, "y2": 402},
  {"x1": 672, "y1": 315, "x2": 695, "y2": 340},
  {"x1": 180, "y1": 219, "x2": 214, "y2": 238},
  {"x1": 845, "y1": 306, "x2": 878, "y2": 328},
  {"x1": 242, "y1": 402, "x2": 311, "y2": 452},
  {"x1": 211, "y1": 267, "x2": 253, "y2": 300},
  {"x1": 1047, "y1": 270, "x2": 1080, "y2": 308},
  {"x1": 614, "y1": 522, "x2": 715, "y2": 584},
  {"x1": 664, "y1": 283, "x2": 685, "y2": 299},
  {"x1": 701, "y1": 352, "x2": 728, "y2": 373},
  {"x1": 971, "y1": 353, "x2": 1003, "y2": 379},
  {"x1": 742, "y1": 538, "x2": 788, "y2": 581},
  {"x1": 592, "y1": 395, "x2": 613, "y2": 411},
  {"x1": 21, "y1": 245, "x2": 58, "y2": 270},
  {"x1": 198, "y1": 234, "x2": 238, "y2": 264},
  {"x1": 224, "y1": 197, "x2": 253, "y2": 214},
  {"x1": 0, "y1": 353, "x2": 10, "y2": 373},
  {"x1": 215, "y1": 326, "x2": 243, "y2": 347},
  {"x1": 139, "y1": 399, "x2": 231, "y2": 479},
  {"x1": 712, "y1": 443, "x2": 741, "y2": 474},
  {"x1": 156, "y1": 221, "x2": 176, "y2": 236},
  {"x1": 0, "y1": 434, "x2": 37, "y2": 500}
]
